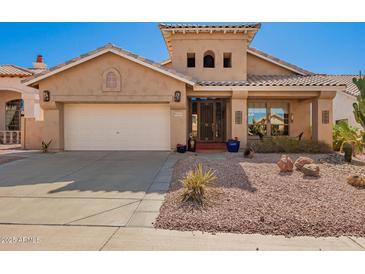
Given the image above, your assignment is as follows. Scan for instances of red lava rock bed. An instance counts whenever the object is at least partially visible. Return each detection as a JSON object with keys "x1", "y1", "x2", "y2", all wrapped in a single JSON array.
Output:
[{"x1": 154, "y1": 153, "x2": 365, "y2": 237}]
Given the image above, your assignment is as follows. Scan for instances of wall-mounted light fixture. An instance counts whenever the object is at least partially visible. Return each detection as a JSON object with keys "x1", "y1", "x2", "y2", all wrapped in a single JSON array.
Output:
[
  {"x1": 43, "y1": 90, "x2": 50, "y2": 102},
  {"x1": 290, "y1": 113, "x2": 294, "y2": 122},
  {"x1": 174, "y1": 91, "x2": 181, "y2": 102}
]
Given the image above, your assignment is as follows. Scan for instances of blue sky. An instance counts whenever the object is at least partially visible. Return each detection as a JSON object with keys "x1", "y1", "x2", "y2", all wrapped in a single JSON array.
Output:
[{"x1": 0, "y1": 22, "x2": 364, "y2": 74}]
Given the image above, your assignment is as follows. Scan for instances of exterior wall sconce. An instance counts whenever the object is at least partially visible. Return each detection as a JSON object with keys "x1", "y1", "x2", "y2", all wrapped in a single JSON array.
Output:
[
  {"x1": 43, "y1": 90, "x2": 50, "y2": 102},
  {"x1": 174, "y1": 91, "x2": 181, "y2": 102},
  {"x1": 290, "y1": 113, "x2": 294, "y2": 122}
]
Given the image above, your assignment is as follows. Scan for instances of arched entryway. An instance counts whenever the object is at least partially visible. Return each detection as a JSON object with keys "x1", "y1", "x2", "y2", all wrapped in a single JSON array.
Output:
[
  {"x1": 5, "y1": 99, "x2": 22, "y2": 130},
  {"x1": 0, "y1": 90, "x2": 22, "y2": 144}
]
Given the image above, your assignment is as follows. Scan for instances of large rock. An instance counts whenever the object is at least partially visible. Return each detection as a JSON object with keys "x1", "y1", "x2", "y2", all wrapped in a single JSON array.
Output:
[
  {"x1": 347, "y1": 175, "x2": 365, "y2": 187},
  {"x1": 294, "y1": 156, "x2": 314, "y2": 171},
  {"x1": 302, "y1": 163, "x2": 320, "y2": 177},
  {"x1": 277, "y1": 155, "x2": 293, "y2": 172}
]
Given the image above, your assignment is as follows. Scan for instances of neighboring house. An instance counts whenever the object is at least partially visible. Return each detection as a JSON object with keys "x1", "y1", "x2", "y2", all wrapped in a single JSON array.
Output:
[
  {"x1": 0, "y1": 56, "x2": 45, "y2": 144},
  {"x1": 22, "y1": 23, "x2": 346, "y2": 151},
  {"x1": 326, "y1": 75, "x2": 361, "y2": 128}
]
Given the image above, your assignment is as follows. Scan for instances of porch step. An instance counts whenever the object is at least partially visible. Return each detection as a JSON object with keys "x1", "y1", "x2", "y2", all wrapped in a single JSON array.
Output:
[{"x1": 195, "y1": 142, "x2": 226, "y2": 153}]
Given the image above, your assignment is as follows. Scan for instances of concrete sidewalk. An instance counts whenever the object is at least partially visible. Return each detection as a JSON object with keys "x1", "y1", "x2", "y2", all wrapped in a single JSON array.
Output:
[{"x1": 1, "y1": 224, "x2": 364, "y2": 251}]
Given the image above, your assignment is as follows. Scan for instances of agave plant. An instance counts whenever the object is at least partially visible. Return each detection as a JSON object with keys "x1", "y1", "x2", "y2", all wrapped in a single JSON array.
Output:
[
  {"x1": 352, "y1": 73, "x2": 365, "y2": 133},
  {"x1": 333, "y1": 122, "x2": 364, "y2": 155},
  {"x1": 180, "y1": 163, "x2": 216, "y2": 205}
]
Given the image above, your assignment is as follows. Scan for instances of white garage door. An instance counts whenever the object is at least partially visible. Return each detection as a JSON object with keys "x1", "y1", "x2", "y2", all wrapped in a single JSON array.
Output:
[{"x1": 64, "y1": 104, "x2": 170, "y2": 150}]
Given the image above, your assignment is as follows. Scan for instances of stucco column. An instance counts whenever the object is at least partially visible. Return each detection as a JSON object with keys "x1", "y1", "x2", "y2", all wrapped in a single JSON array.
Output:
[
  {"x1": 231, "y1": 90, "x2": 248, "y2": 148},
  {"x1": 312, "y1": 91, "x2": 336, "y2": 146},
  {"x1": 42, "y1": 102, "x2": 64, "y2": 151}
]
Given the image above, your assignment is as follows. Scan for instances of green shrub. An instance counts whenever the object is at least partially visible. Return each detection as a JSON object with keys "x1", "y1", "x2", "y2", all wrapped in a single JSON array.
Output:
[
  {"x1": 333, "y1": 122, "x2": 364, "y2": 155},
  {"x1": 180, "y1": 163, "x2": 216, "y2": 205},
  {"x1": 251, "y1": 137, "x2": 332, "y2": 153}
]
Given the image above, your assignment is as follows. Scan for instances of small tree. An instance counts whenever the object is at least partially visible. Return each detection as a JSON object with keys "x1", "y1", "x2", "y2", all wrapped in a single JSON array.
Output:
[{"x1": 352, "y1": 72, "x2": 365, "y2": 132}]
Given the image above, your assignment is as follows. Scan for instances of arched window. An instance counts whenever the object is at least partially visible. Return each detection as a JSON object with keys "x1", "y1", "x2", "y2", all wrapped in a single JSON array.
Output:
[
  {"x1": 106, "y1": 71, "x2": 118, "y2": 89},
  {"x1": 203, "y1": 51, "x2": 215, "y2": 68},
  {"x1": 102, "y1": 68, "x2": 121, "y2": 91},
  {"x1": 5, "y1": 99, "x2": 22, "y2": 131}
]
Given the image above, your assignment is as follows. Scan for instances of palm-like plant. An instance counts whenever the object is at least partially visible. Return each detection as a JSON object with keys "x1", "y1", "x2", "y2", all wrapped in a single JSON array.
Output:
[
  {"x1": 333, "y1": 122, "x2": 364, "y2": 155},
  {"x1": 181, "y1": 163, "x2": 216, "y2": 205}
]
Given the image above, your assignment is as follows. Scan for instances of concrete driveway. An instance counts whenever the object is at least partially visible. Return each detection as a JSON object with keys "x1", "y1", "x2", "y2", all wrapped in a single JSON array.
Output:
[{"x1": 0, "y1": 151, "x2": 176, "y2": 228}]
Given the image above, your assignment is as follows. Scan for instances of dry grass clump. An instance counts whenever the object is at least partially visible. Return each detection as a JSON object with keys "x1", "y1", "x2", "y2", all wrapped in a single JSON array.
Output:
[
  {"x1": 181, "y1": 163, "x2": 217, "y2": 205},
  {"x1": 251, "y1": 138, "x2": 332, "y2": 153}
]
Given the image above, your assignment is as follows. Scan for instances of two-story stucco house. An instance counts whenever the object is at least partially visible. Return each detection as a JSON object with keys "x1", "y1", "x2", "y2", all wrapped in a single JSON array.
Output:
[{"x1": 22, "y1": 23, "x2": 346, "y2": 151}]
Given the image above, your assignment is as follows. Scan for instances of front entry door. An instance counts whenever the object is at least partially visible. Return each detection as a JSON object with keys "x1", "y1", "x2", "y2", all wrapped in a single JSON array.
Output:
[
  {"x1": 195, "y1": 100, "x2": 225, "y2": 142},
  {"x1": 200, "y1": 102, "x2": 214, "y2": 141}
]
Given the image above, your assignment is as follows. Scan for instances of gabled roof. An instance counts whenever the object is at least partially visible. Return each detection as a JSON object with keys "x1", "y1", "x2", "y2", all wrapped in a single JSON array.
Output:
[
  {"x1": 160, "y1": 23, "x2": 261, "y2": 57},
  {"x1": 23, "y1": 43, "x2": 195, "y2": 86},
  {"x1": 325, "y1": 75, "x2": 361, "y2": 97},
  {"x1": 0, "y1": 65, "x2": 34, "y2": 77},
  {"x1": 247, "y1": 47, "x2": 313, "y2": 76},
  {"x1": 197, "y1": 75, "x2": 345, "y2": 87}
]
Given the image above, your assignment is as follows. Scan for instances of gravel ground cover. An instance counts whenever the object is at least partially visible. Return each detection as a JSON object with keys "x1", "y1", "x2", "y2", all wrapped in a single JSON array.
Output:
[{"x1": 154, "y1": 153, "x2": 365, "y2": 237}]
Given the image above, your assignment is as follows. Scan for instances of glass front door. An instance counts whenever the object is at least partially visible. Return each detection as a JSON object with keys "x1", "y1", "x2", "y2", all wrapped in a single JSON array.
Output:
[{"x1": 191, "y1": 99, "x2": 225, "y2": 142}]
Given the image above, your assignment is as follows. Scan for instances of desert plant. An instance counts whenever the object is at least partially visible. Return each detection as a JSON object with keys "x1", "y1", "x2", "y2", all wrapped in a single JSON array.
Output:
[
  {"x1": 250, "y1": 137, "x2": 332, "y2": 153},
  {"x1": 180, "y1": 163, "x2": 216, "y2": 205},
  {"x1": 41, "y1": 140, "x2": 52, "y2": 153},
  {"x1": 332, "y1": 122, "x2": 364, "y2": 155},
  {"x1": 353, "y1": 73, "x2": 365, "y2": 131}
]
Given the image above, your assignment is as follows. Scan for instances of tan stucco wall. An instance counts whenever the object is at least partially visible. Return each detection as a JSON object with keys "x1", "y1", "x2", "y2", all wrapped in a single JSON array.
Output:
[
  {"x1": 247, "y1": 53, "x2": 296, "y2": 75},
  {"x1": 312, "y1": 96, "x2": 334, "y2": 146},
  {"x1": 290, "y1": 99, "x2": 312, "y2": 139},
  {"x1": 21, "y1": 117, "x2": 44, "y2": 149},
  {"x1": 36, "y1": 52, "x2": 187, "y2": 151},
  {"x1": 169, "y1": 33, "x2": 248, "y2": 81}
]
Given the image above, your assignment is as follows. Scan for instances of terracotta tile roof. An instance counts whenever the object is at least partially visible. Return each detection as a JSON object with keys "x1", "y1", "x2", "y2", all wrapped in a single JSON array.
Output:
[
  {"x1": 159, "y1": 23, "x2": 261, "y2": 30},
  {"x1": 325, "y1": 75, "x2": 361, "y2": 97},
  {"x1": 248, "y1": 47, "x2": 313, "y2": 76},
  {"x1": 0, "y1": 65, "x2": 33, "y2": 77},
  {"x1": 23, "y1": 43, "x2": 195, "y2": 85},
  {"x1": 197, "y1": 75, "x2": 346, "y2": 87}
]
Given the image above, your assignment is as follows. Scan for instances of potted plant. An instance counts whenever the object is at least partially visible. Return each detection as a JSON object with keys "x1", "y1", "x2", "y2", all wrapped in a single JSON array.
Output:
[
  {"x1": 226, "y1": 137, "x2": 240, "y2": 152},
  {"x1": 176, "y1": 143, "x2": 187, "y2": 153}
]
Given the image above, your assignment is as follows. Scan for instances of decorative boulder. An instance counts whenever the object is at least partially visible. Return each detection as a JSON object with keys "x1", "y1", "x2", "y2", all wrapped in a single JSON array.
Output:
[
  {"x1": 302, "y1": 163, "x2": 320, "y2": 177},
  {"x1": 277, "y1": 155, "x2": 293, "y2": 172},
  {"x1": 347, "y1": 175, "x2": 365, "y2": 187},
  {"x1": 294, "y1": 157, "x2": 314, "y2": 171}
]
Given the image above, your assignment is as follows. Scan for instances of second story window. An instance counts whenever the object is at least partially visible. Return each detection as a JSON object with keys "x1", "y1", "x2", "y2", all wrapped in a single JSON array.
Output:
[
  {"x1": 187, "y1": 53, "x2": 195, "y2": 67},
  {"x1": 223, "y1": 52, "x2": 232, "y2": 68},
  {"x1": 203, "y1": 51, "x2": 215, "y2": 68}
]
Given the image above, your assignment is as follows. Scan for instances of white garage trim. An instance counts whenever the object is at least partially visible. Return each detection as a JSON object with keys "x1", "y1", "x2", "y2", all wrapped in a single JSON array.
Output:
[{"x1": 64, "y1": 103, "x2": 171, "y2": 151}]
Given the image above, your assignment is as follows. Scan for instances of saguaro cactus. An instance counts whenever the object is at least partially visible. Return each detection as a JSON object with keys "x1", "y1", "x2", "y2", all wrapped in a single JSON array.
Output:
[{"x1": 353, "y1": 73, "x2": 365, "y2": 130}]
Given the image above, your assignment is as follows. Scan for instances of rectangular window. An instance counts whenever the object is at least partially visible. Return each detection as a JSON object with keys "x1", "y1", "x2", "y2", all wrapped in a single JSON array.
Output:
[
  {"x1": 248, "y1": 102, "x2": 289, "y2": 137},
  {"x1": 336, "y1": 119, "x2": 348, "y2": 125},
  {"x1": 223, "y1": 52, "x2": 232, "y2": 68},
  {"x1": 187, "y1": 53, "x2": 195, "y2": 68},
  {"x1": 248, "y1": 102, "x2": 267, "y2": 137},
  {"x1": 270, "y1": 102, "x2": 289, "y2": 136}
]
